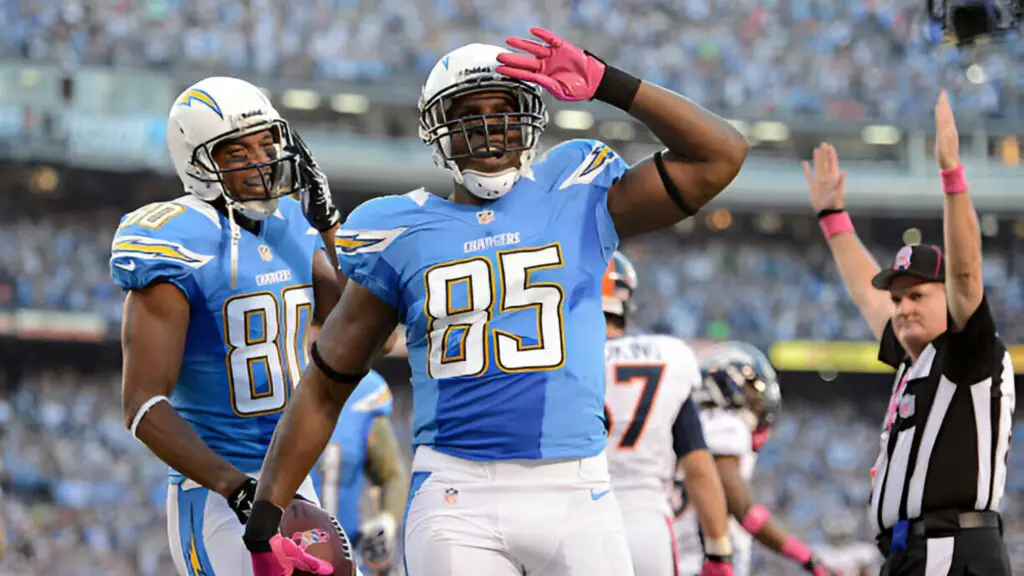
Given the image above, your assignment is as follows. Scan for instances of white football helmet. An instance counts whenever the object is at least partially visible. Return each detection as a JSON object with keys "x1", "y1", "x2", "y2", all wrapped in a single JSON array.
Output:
[
  {"x1": 167, "y1": 76, "x2": 299, "y2": 221},
  {"x1": 418, "y1": 43, "x2": 548, "y2": 200}
]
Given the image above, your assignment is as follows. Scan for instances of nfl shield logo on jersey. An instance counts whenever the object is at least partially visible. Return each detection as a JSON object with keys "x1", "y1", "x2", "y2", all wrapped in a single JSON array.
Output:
[
  {"x1": 258, "y1": 244, "x2": 273, "y2": 262},
  {"x1": 476, "y1": 210, "x2": 494, "y2": 225}
]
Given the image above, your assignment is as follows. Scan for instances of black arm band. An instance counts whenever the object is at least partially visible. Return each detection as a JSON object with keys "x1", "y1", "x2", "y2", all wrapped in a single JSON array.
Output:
[
  {"x1": 310, "y1": 341, "x2": 367, "y2": 384},
  {"x1": 816, "y1": 208, "x2": 846, "y2": 219},
  {"x1": 587, "y1": 52, "x2": 641, "y2": 112},
  {"x1": 242, "y1": 500, "x2": 283, "y2": 553},
  {"x1": 654, "y1": 150, "x2": 698, "y2": 216}
]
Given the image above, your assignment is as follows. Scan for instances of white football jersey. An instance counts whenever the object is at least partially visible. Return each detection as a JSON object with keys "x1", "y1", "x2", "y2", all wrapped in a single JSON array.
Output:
[
  {"x1": 605, "y1": 334, "x2": 701, "y2": 513},
  {"x1": 815, "y1": 542, "x2": 882, "y2": 575},
  {"x1": 676, "y1": 408, "x2": 757, "y2": 576}
]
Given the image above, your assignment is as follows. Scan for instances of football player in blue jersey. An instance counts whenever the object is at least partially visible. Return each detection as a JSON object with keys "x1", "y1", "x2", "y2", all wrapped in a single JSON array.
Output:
[
  {"x1": 113, "y1": 76, "x2": 340, "y2": 575},
  {"x1": 244, "y1": 27, "x2": 749, "y2": 576},
  {"x1": 312, "y1": 334, "x2": 408, "y2": 576}
]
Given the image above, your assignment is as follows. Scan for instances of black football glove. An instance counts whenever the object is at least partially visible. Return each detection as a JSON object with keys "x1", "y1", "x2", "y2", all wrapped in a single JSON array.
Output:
[
  {"x1": 292, "y1": 131, "x2": 341, "y2": 232},
  {"x1": 227, "y1": 477, "x2": 258, "y2": 525}
]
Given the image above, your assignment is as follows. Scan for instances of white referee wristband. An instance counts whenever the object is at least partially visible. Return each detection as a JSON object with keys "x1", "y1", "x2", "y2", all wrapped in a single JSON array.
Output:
[{"x1": 130, "y1": 395, "x2": 170, "y2": 438}]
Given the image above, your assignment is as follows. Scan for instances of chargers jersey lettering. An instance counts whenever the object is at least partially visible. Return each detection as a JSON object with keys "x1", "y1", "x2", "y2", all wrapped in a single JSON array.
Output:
[
  {"x1": 605, "y1": 334, "x2": 700, "y2": 513},
  {"x1": 312, "y1": 370, "x2": 394, "y2": 540},
  {"x1": 676, "y1": 408, "x2": 757, "y2": 576},
  {"x1": 110, "y1": 195, "x2": 323, "y2": 480},
  {"x1": 338, "y1": 139, "x2": 628, "y2": 461}
]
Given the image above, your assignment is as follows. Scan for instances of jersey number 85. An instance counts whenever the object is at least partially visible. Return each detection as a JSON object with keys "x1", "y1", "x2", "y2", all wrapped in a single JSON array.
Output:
[{"x1": 423, "y1": 244, "x2": 566, "y2": 379}]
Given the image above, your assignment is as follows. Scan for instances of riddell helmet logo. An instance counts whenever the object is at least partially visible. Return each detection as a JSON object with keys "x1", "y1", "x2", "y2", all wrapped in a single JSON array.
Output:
[
  {"x1": 894, "y1": 246, "x2": 913, "y2": 270},
  {"x1": 457, "y1": 65, "x2": 495, "y2": 77}
]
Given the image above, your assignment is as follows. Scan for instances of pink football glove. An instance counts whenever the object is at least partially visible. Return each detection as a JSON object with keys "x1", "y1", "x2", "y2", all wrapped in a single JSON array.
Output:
[
  {"x1": 496, "y1": 27, "x2": 606, "y2": 101},
  {"x1": 701, "y1": 557, "x2": 735, "y2": 576},
  {"x1": 250, "y1": 532, "x2": 334, "y2": 576}
]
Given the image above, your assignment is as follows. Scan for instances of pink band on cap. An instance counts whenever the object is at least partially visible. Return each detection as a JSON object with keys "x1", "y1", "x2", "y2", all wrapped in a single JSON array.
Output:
[
  {"x1": 819, "y1": 211, "x2": 854, "y2": 239},
  {"x1": 940, "y1": 165, "x2": 968, "y2": 195},
  {"x1": 740, "y1": 504, "x2": 771, "y2": 534}
]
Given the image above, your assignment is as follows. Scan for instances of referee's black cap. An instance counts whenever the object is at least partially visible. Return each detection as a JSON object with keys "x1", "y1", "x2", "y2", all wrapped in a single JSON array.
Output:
[{"x1": 871, "y1": 244, "x2": 946, "y2": 290}]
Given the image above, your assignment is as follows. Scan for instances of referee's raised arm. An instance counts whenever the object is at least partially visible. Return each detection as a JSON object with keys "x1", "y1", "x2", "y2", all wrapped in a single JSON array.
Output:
[
  {"x1": 936, "y1": 90, "x2": 984, "y2": 328},
  {"x1": 802, "y1": 93, "x2": 1014, "y2": 576},
  {"x1": 802, "y1": 143, "x2": 891, "y2": 340}
]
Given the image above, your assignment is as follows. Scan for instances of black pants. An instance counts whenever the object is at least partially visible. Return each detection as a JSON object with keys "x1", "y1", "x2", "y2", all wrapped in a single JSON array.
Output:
[{"x1": 879, "y1": 526, "x2": 1010, "y2": 575}]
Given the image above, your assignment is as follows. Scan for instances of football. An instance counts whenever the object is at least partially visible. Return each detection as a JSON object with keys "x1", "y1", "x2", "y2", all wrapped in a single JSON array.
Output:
[{"x1": 280, "y1": 498, "x2": 358, "y2": 576}]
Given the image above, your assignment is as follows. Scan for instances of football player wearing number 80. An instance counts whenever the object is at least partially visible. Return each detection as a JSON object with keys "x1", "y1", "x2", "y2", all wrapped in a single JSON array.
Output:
[
  {"x1": 111, "y1": 76, "x2": 343, "y2": 575},
  {"x1": 245, "y1": 27, "x2": 749, "y2": 576}
]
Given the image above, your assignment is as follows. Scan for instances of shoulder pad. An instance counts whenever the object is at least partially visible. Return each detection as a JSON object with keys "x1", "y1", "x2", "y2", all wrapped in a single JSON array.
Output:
[
  {"x1": 336, "y1": 195, "x2": 414, "y2": 257},
  {"x1": 346, "y1": 370, "x2": 393, "y2": 417},
  {"x1": 537, "y1": 139, "x2": 626, "y2": 191},
  {"x1": 110, "y1": 197, "x2": 219, "y2": 292}
]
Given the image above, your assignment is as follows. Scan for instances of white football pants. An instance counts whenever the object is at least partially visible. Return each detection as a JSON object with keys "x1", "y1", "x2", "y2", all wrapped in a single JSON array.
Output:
[
  {"x1": 403, "y1": 446, "x2": 634, "y2": 576},
  {"x1": 167, "y1": 471, "x2": 319, "y2": 576}
]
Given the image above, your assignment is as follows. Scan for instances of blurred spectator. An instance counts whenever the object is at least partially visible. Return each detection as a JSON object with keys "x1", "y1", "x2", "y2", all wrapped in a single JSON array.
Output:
[{"x1": 2, "y1": 0, "x2": 1023, "y2": 120}]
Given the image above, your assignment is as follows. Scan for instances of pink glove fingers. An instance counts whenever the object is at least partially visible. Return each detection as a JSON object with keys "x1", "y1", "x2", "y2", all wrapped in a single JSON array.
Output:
[
  {"x1": 529, "y1": 27, "x2": 564, "y2": 47},
  {"x1": 496, "y1": 66, "x2": 555, "y2": 91},
  {"x1": 700, "y1": 560, "x2": 734, "y2": 576},
  {"x1": 505, "y1": 36, "x2": 551, "y2": 57},
  {"x1": 279, "y1": 536, "x2": 334, "y2": 575},
  {"x1": 496, "y1": 52, "x2": 541, "y2": 72}
]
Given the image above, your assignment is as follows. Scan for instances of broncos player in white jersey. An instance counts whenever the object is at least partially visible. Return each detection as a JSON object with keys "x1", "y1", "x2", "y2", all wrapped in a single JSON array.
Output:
[
  {"x1": 112, "y1": 77, "x2": 342, "y2": 575},
  {"x1": 602, "y1": 252, "x2": 735, "y2": 576},
  {"x1": 675, "y1": 343, "x2": 840, "y2": 576}
]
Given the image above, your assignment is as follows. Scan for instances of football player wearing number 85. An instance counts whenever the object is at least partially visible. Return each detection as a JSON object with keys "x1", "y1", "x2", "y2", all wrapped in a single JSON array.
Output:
[
  {"x1": 110, "y1": 76, "x2": 344, "y2": 575},
  {"x1": 245, "y1": 27, "x2": 748, "y2": 576}
]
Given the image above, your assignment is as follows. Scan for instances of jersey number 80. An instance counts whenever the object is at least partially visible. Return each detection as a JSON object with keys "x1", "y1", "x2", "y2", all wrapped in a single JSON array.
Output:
[
  {"x1": 424, "y1": 244, "x2": 566, "y2": 379},
  {"x1": 223, "y1": 286, "x2": 313, "y2": 416}
]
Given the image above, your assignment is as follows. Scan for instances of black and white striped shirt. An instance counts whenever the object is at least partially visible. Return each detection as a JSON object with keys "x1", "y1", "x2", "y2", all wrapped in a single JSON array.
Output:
[{"x1": 869, "y1": 296, "x2": 1015, "y2": 534}]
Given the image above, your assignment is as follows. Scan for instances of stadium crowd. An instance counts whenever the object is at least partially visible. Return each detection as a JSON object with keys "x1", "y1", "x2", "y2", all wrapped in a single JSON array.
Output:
[
  {"x1": 4, "y1": 213, "x2": 1024, "y2": 348},
  {"x1": 1, "y1": 371, "x2": 1023, "y2": 574},
  {"x1": 3, "y1": 0, "x2": 1024, "y2": 120}
]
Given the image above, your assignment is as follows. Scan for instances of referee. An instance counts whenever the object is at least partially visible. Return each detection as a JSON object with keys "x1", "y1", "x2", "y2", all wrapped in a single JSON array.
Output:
[{"x1": 802, "y1": 91, "x2": 1014, "y2": 576}]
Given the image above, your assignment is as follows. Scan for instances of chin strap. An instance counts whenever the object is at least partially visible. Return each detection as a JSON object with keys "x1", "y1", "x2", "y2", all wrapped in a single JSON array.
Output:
[{"x1": 225, "y1": 199, "x2": 242, "y2": 290}]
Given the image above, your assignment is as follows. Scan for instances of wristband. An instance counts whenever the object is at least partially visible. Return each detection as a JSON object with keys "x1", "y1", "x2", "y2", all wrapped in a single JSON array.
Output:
[
  {"x1": 129, "y1": 395, "x2": 169, "y2": 438},
  {"x1": 940, "y1": 164, "x2": 968, "y2": 195},
  {"x1": 587, "y1": 53, "x2": 642, "y2": 112},
  {"x1": 243, "y1": 500, "x2": 284, "y2": 553},
  {"x1": 818, "y1": 211, "x2": 854, "y2": 239},
  {"x1": 704, "y1": 535, "x2": 733, "y2": 557},
  {"x1": 740, "y1": 503, "x2": 771, "y2": 534},
  {"x1": 780, "y1": 535, "x2": 814, "y2": 566}
]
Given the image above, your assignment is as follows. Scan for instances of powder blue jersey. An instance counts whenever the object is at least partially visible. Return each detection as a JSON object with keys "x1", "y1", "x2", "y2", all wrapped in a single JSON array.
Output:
[
  {"x1": 337, "y1": 139, "x2": 628, "y2": 461},
  {"x1": 110, "y1": 195, "x2": 323, "y2": 481}
]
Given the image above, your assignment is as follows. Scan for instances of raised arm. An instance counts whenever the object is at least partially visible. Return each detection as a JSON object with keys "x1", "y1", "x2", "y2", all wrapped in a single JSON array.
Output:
[
  {"x1": 804, "y1": 143, "x2": 891, "y2": 339},
  {"x1": 935, "y1": 91, "x2": 983, "y2": 328},
  {"x1": 495, "y1": 27, "x2": 748, "y2": 239},
  {"x1": 606, "y1": 81, "x2": 749, "y2": 238}
]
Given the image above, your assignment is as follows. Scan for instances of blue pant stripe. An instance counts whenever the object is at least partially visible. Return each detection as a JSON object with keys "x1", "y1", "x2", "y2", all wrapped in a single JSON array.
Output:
[
  {"x1": 177, "y1": 487, "x2": 218, "y2": 576},
  {"x1": 402, "y1": 471, "x2": 432, "y2": 576}
]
